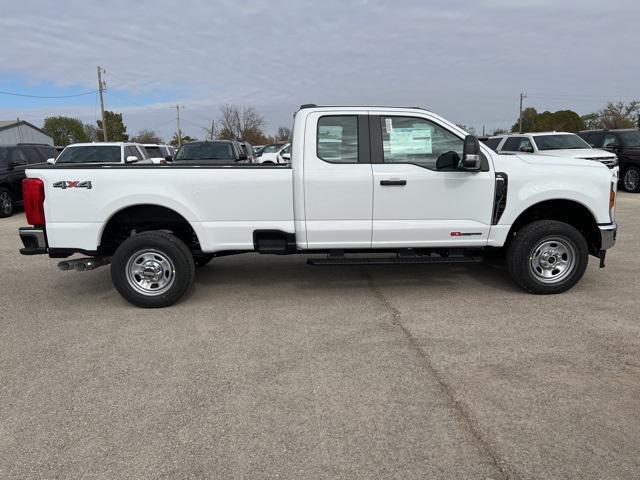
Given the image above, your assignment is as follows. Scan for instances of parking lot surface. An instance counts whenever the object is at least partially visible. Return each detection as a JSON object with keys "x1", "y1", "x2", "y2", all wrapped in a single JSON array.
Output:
[{"x1": 1, "y1": 193, "x2": 639, "y2": 479}]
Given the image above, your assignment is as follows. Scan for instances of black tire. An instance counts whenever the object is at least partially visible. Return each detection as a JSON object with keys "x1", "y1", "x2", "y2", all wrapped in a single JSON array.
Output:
[
  {"x1": 194, "y1": 254, "x2": 214, "y2": 268},
  {"x1": 622, "y1": 166, "x2": 640, "y2": 193},
  {"x1": 0, "y1": 188, "x2": 14, "y2": 218},
  {"x1": 111, "y1": 231, "x2": 195, "y2": 308},
  {"x1": 506, "y1": 220, "x2": 588, "y2": 294}
]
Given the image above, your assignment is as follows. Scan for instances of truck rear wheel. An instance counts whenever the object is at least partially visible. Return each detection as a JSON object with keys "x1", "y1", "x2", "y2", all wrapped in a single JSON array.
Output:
[
  {"x1": 111, "y1": 231, "x2": 195, "y2": 308},
  {"x1": 506, "y1": 220, "x2": 588, "y2": 294}
]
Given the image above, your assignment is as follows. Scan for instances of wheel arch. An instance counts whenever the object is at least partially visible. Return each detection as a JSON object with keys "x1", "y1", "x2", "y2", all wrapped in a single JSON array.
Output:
[
  {"x1": 99, "y1": 203, "x2": 202, "y2": 255},
  {"x1": 506, "y1": 198, "x2": 601, "y2": 256}
]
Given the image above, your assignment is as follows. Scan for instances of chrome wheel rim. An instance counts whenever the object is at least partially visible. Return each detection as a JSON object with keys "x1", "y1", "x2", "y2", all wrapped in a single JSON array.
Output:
[
  {"x1": 624, "y1": 169, "x2": 639, "y2": 191},
  {"x1": 125, "y1": 249, "x2": 175, "y2": 296},
  {"x1": 528, "y1": 236, "x2": 576, "y2": 284},
  {"x1": 0, "y1": 191, "x2": 11, "y2": 215}
]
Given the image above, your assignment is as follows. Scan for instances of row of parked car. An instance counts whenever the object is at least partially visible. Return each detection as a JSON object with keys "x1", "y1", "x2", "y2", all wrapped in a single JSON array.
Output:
[
  {"x1": 0, "y1": 139, "x2": 293, "y2": 217},
  {"x1": 480, "y1": 129, "x2": 640, "y2": 192}
]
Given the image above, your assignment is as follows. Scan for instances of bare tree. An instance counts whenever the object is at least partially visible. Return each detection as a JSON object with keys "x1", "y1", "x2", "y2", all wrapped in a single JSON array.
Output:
[
  {"x1": 581, "y1": 100, "x2": 640, "y2": 130},
  {"x1": 131, "y1": 129, "x2": 163, "y2": 144},
  {"x1": 276, "y1": 126, "x2": 292, "y2": 142},
  {"x1": 217, "y1": 105, "x2": 266, "y2": 144}
]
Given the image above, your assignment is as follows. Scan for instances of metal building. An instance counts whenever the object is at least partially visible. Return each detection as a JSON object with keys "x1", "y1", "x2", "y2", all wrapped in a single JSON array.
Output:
[{"x1": 0, "y1": 120, "x2": 54, "y2": 146}]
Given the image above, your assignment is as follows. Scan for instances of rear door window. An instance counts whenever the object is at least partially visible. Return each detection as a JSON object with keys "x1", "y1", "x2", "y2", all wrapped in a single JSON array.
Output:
[{"x1": 317, "y1": 116, "x2": 359, "y2": 163}]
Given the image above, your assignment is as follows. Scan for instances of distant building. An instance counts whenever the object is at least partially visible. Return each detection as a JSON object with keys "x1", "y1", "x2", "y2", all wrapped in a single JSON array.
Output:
[{"x1": 0, "y1": 120, "x2": 53, "y2": 146}]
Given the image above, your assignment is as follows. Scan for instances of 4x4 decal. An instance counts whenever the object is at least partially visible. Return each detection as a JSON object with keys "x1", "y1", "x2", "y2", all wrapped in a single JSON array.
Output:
[{"x1": 53, "y1": 181, "x2": 92, "y2": 190}]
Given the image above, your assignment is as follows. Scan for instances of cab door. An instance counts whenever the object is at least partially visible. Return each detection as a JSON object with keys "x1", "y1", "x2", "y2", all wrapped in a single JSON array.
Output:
[
  {"x1": 302, "y1": 111, "x2": 373, "y2": 248},
  {"x1": 369, "y1": 113, "x2": 495, "y2": 247}
]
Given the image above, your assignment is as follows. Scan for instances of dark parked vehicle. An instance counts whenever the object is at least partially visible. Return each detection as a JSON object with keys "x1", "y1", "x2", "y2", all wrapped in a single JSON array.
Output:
[
  {"x1": 173, "y1": 141, "x2": 249, "y2": 164},
  {"x1": 578, "y1": 129, "x2": 640, "y2": 192},
  {"x1": 0, "y1": 143, "x2": 57, "y2": 217}
]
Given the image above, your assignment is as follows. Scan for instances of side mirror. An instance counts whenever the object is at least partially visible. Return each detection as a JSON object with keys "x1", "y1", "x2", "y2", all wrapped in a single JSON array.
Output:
[
  {"x1": 519, "y1": 145, "x2": 534, "y2": 153},
  {"x1": 47, "y1": 158, "x2": 56, "y2": 165},
  {"x1": 125, "y1": 156, "x2": 138, "y2": 163},
  {"x1": 164, "y1": 155, "x2": 173, "y2": 163},
  {"x1": 281, "y1": 153, "x2": 291, "y2": 161},
  {"x1": 460, "y1": 135, "x2": 482, "y2": 171}
]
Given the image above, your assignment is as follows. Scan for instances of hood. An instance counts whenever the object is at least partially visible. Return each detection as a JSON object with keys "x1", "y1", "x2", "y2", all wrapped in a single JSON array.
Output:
[
  {"x1": 505, "y1": 153, "x2": 608, "y2": 169},
  {"x1": 535, "y1": 148, "x2": 616, "y2": 160}
]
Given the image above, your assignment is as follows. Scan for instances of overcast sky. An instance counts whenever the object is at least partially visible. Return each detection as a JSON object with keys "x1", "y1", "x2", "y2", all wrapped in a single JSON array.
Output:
[{"x1": 1, "y1": 0, "x2": 638, "y2": 141}]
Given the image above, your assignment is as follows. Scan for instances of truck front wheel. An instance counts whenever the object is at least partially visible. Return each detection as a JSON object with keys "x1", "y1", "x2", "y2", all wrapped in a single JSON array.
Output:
[
  {"x1": 111, "y1": 231, "x2": 195, "y2": 308},
  {"x1": 506, "y1": 220, "x2": 588, "y2": 294}
]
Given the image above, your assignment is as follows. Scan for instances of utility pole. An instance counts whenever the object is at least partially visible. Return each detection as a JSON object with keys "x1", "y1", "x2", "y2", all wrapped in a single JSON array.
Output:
[
  {"x1": 518, "y1": 92, "x2": 527, "y2": 133},
  {"x1": 175, "y1": 105, "x2": 182, "y2": 147},
  {"x1": 210, "y1": 119, "x2": 215, "y2": 141},
  {"x1": 97, "y1": 66, "x2": 108, "y2": 141}
]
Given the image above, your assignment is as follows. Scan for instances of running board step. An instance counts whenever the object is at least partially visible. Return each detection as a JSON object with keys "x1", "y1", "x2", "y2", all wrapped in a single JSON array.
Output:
[{"x1": 307, "y1": 256, "x2": 483, "y2": 266}]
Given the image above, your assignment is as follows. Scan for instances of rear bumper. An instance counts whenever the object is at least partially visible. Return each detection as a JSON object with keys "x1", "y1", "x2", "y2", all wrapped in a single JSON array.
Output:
[
  {"x1": 599, "y1": 223, "x2": 617, "y2": 251},
  {"x1": 19, "y1": 227, "x2": 48, "y2": 255}
]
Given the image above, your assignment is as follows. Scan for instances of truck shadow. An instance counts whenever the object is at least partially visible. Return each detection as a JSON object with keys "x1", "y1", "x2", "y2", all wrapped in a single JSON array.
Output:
[{"x1": 192, "y1": 254, "x2": 519, "y2": 295}]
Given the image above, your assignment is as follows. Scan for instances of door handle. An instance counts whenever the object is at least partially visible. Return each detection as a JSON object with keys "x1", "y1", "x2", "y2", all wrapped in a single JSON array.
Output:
[{"x1": 380, "y1": 179, "x2": 407, "y2": 186}]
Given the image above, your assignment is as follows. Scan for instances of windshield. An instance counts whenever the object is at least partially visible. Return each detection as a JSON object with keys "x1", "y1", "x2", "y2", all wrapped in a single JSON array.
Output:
[
  {"x1": 533, "y1": 134, "x2": 591, "y2": 151},
  {"x1": 56, "y1": 146, "x2": 121, "y2": 163},
  {"x1": 619, "y1": 131, "x2": 640, "y2": 147},
  {"x1": 175, "y1": 142, "x2": 234, "y2": 161},
  {"x1": 145, "y1": 146, "x2": 163, "y2": 157}
]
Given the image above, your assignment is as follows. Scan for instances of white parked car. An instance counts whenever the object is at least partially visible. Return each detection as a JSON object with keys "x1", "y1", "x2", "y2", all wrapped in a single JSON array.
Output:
[
  {"x1": 19, "y1": 105, "x2": 617, "y2": 307},
  {"x1": 143, "y1": 144, "x2": 175, "y2": 164},
  {"x1": 50, "y1": 142, "x2": 152, "y2": 165},
  {"x1": 488, "y1": 132, "x2": 618, "y2": 170},
  {"x1": 256, "y1": 143, "x2": 290, "y2": 164}
]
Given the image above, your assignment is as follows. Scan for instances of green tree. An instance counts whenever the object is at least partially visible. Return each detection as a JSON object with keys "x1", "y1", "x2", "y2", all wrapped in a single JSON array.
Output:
[
  {"x1": 42, "y1": 116, "x2": 89, "y2": 145},
  {"x1": 131, "y1": 129, "x2": 163, "y2": 144},
  {"x1": 512, "y1": 108, "x2": 585, "y2": 133},
  {"x1": 512, "y1": 107, "x2": 539, "y2": 132},
  {"x1": 96, "y1": 111, "x2": 129, "y2": 141}
]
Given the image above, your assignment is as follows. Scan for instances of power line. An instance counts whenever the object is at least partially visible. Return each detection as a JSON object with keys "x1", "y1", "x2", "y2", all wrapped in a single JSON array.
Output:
[
  {"x1": 0, "y1": 89, "x2": 98, "y2": 98},
  {"x1": 104, "y1": 90, "x2": 147, "y2": 108}
]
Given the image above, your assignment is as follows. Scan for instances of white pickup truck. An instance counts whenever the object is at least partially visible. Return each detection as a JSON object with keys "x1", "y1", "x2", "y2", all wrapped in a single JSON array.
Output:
[{"x1": 19, "y1": 105, "x2": 618, "y2": 307}]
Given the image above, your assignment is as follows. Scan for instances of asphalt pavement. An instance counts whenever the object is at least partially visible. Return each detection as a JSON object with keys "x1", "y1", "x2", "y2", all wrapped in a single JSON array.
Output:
[{"x1": 1, "y1": 193, "x2": 639, "y2": 479}]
